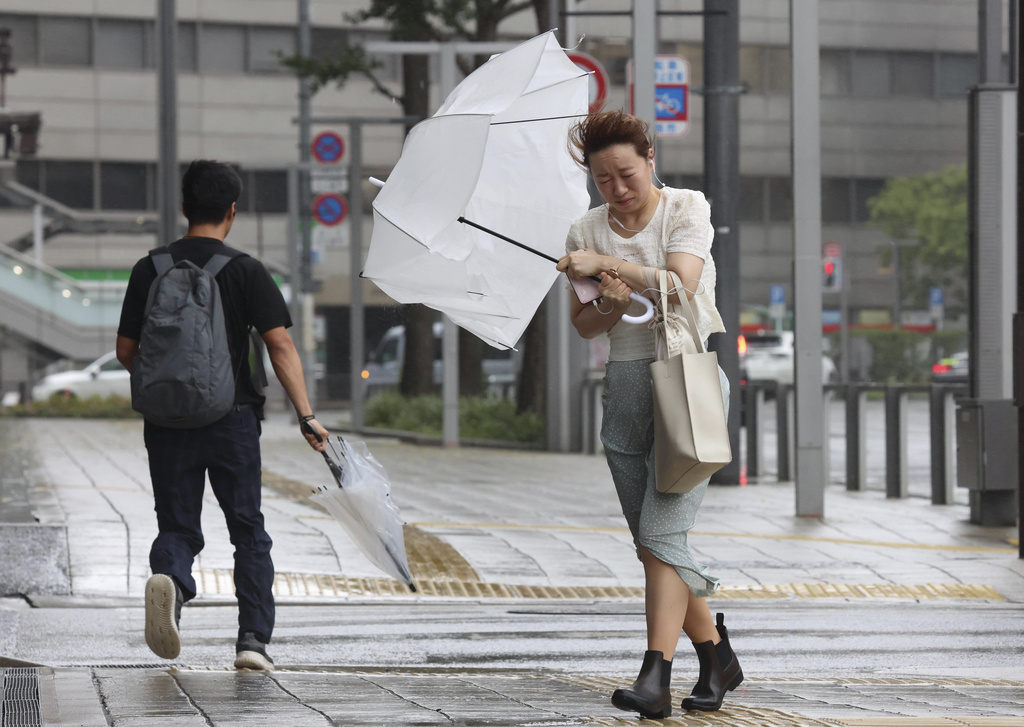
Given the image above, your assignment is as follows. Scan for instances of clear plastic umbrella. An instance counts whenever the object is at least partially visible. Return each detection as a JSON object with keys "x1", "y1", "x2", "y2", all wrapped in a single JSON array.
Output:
[
  {"x1": 363, "y1": 31, "x2": 645, "y2": 350},
  {"x1": 308, "y1": 434, "x2": 416, "y2": 591}
]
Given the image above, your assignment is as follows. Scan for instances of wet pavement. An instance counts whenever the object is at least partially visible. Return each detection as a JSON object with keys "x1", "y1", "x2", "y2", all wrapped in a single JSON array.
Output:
[{"x1": 1, "y1": 411, "x2": 1022, "y2": 726}]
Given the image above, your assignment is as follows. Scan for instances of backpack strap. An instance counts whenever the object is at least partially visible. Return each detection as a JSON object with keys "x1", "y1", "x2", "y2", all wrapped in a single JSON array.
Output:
[
  {"x1": 203, "y1": 253, "x2": 237, "y2": 277},
  {"x1": 149, "y1": 246, "x2": 174, "y2": 276}
]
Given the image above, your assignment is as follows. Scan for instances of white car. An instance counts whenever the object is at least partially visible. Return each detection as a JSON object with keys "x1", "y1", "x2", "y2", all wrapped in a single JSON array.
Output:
[
  {"x1": 31, "y1": 351, "x2": 131, "y2": 400},
  {"x1": 740, "y1": 331, "x2": 837, "y2": 386}
]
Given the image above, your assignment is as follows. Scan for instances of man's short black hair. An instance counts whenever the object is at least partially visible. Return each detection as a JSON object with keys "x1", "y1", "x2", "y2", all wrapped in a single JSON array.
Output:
[{"x1": 181, "y1": 160, "x2": 243, "y2": 225}]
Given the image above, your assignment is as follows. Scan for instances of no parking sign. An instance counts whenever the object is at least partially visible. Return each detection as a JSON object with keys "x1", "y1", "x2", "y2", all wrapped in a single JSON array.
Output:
[{"x1": 312, "y1": 193, "x2": 348, "y2": 227}]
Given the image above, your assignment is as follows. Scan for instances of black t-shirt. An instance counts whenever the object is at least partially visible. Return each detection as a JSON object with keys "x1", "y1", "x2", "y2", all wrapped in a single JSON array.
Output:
[{"x1": 117, "y1": 237, "x2": 292, "y2": 417}]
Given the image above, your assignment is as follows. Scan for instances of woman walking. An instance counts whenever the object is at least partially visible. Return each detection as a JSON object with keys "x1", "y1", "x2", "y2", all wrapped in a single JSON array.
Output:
[{"x1": 556, "y1": 110, "x2": 742, "y2": 720}]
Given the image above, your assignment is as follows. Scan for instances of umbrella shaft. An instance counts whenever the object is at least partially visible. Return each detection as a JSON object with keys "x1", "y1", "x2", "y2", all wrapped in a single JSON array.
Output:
[{"x1": 457, "y1": 216, "x2": 559, "y2": 265}]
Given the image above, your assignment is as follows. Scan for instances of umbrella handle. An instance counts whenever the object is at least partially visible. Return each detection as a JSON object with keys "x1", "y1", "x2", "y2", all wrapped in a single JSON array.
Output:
[{"x1": 618, "y1": 293, "x2": 655, "y2": 325}]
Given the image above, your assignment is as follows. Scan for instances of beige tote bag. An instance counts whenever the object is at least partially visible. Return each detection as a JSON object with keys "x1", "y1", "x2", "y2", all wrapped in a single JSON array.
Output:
[{"x1": 650, "y1": 270, "x2": 732, "y2": 494}]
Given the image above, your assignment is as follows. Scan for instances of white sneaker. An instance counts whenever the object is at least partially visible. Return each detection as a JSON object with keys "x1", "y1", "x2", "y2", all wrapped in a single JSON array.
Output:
[
  {"x1": 234, "y1": 631, "x2": 275, "y2": 671},
  {"x1": 145, "y1": 574, "x2": 181, "y2": 660}
]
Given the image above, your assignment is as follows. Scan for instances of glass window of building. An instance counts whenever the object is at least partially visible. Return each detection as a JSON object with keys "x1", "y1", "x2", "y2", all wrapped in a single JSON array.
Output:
[
  {"x1": 249, "y1": 26, "x2": 294, "y2": 73},
  {"x1": 44, "y1": 161, "x2": 94, "y2": 209},
  {"x1": 40, "y1": 16, "x2": 92, "y2": 67},
  {"x1": 820, "y1": 50, "x2": 851, "y2": 96},
  {"x1": 0, "y1": 15, "x2": 38, "y2": 66},
  {"x1": 96, "y1": 19, "x2": 145, "y2": 69},
  {"x1": 768, "y1": 177, "x2": 793, "y2": 222},
  {"x1": 312, "y1": 27, "x2": 347, "y2": 62},
  {"x1": 100, "y1": 162, "x2": 149, "y2": 210},
  {"x1": 938, "y1": 53, "x2": 977, "y2": 97},
  {"x1": 253, "y1": 171, "x2": 288, "y2": 213},
  {"x1": 851, "y1": 51, "x2": 891, "y2": 97},
  {"x1": 740, "y1": 46, "x2": 765, "y2": 94},
  {"x1": 738, "y1": 177, "x2": 765, "y2": 222},
  {"x1": 891, "y1": 52, "x2": 934, "y2": 97},
  {"x1": 15, "y1": 159, "x2": 39, "y2": 191},
  {"x1": 821, "y1": 178, "x2": 852, "y2": 223},
  {"x1": 177, "y1": 22, "x2": 197, "y2": 72},
  {"x1": 853, "y1": 178, "x2": 886, "y2": 222},
  {"x1": 766, "y1": 47, "x2": 791, "y2": 95},
  {"x1": 199, "y1": 23, "x2": 246, "y2": 74}
]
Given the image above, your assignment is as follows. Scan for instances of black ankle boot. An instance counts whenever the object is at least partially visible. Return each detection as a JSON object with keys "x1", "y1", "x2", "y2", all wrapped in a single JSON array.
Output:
[
  {"x1": 611, "y1": 650, "x2": 673, "y2": 719},
  {"x1": 681, "y1": 613, "x2": 743, "y2": 712}
]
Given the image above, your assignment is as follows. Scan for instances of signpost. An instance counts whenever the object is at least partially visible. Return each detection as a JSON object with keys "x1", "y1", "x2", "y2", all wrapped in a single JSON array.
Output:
[
  {"x1": 930, "y1": 286, "x2": 945, "y2": 330},
  {"x1": 770, "y1": 284, "x2": 786, "y2": 329},
  {"x1": 567, "y1": 51, "x2": 609, "y2": 113},
  {"x1": 311, "y1": 130, "x2": 349, "y2": 251},
  {"x1": 311, "y1": 131, "x2": 345, "y2": 164},
  {"x1": 628, "y1": 55, "x2": 690, "y2": 137}
]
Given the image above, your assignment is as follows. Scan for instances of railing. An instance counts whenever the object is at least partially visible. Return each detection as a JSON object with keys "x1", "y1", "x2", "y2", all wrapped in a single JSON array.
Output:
[{"x1": 581, "y1": 374, "x2": 968, "y2": 505}]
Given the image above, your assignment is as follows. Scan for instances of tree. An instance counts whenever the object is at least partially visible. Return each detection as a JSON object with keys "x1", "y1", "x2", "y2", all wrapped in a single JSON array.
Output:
[
  {"x1": 284, "y1": 0, "x2": 552, "y2": 401},
  {"x1": 867, "y1": 164, "x2": 968, "y2": 316}
]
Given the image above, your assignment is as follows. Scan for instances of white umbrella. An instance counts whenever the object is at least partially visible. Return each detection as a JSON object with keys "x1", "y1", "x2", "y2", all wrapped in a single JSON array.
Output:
[
  {"x1": 308, "y1": 435, "x2": 416, "y2": 591},
  {"x1": 362, "y1": 31, "x2": 652, "y2": 350}
]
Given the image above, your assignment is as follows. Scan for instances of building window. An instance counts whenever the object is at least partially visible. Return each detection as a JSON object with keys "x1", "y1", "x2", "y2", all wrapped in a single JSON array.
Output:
[
  {"x1": 312, "y1": 27, "x2": 347, "y2": 62},
  {"x1": 821, "y1": 178, "x2": 852, "y2": 223},
  {"x1": 820, "y1": 50, "x2": 851, "y2": 96},
  {"x1": 851, "y1": 52, "x2": 891, "y2": 97},
  {"x1": 938, "y1": 53, "x2": 977, "y2": 97},
  {"x1": 768, "y1": 177, "x2": 792, "y2": 222},
  {"x1": 252, "y1": 170, "x2": 289, "y2": 213},
  {"x1": 738, "y1": 177, "x2": 765, "y2": 223},
  {"x1": 891, "y1": 52, "x2": 934, "y2": 97},
  {"x1": 15, "y1": 159, "x2": 39, "y2": 190},
  {"x1": 96, "y1": 19, "x2": 146, "y2": 69},
  {"x1": 765, "y1": 47, "x2": 791, "y2": 95},
  {"x1": 44, "y1": 161, "x2": 94, "y2": 209},
  {"x1": 100, "y1": 162, "x2": 150, "y2": 210},
  {"x1": 853, "y1": 178, "x2": 886, "y2": 222},
  {"x1": 177, "y1": 22, "x2": 197, "y2": 72},
  {"x1": 0, "y1": 15, "x2": 38, "y2": 66},
  {"x1": 249, "y1": 26, "x2": 294, "y2": 74},
  {"x1": 40, "y1": 16, "x2": 92, "y2": 67},
  {"x1": 199, "y1": 23, "x2": 246, "y2": 74}
]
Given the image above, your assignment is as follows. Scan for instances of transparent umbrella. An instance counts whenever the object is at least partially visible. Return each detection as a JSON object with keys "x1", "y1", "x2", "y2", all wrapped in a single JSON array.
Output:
[
  {"x1": 363, "y1": 31, "x2": 654, "y2": 350},
  {"x1": 307, "y1": 433, "x2": 415, "y2": 591}
]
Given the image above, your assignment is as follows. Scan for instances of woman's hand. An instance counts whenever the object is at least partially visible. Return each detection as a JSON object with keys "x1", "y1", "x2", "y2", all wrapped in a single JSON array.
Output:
[
  {"x1": 557, "y1": 249, "x2": 616, "y2": 279},
  {"x1": 598, "y1": 272, "x2": 634, "y2": 309}
]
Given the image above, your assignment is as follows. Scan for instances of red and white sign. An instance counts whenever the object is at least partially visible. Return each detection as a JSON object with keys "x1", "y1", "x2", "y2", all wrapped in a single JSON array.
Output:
[{"x1": 567, "y1": 51, "x2": 609, "y2": 114}]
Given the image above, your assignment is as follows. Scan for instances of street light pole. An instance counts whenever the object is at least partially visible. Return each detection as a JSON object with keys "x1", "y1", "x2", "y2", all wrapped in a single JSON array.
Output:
[{"x1": 156, "y1": 0, "x2": 179, "y2": 247}]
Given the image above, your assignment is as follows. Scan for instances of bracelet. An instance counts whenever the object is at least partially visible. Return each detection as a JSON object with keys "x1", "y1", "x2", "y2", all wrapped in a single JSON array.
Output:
[{"x1": 609, "y1": 259, "x2": 625, "y2": 279}]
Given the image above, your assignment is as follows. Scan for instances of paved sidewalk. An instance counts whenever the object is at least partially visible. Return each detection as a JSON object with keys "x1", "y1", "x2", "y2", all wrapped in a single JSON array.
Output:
[{"x1": 1, "y1": 413, "x2": 1022, "y2": 726}]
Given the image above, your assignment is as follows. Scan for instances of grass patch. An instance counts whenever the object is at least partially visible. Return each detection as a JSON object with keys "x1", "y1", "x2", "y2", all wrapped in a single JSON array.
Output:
[
  {"x1": 1, "y1": 394, "x2": 140, "y2": 419},
  {"x1": 366, "y1": 391, "x2": 544, "y2": 444}
]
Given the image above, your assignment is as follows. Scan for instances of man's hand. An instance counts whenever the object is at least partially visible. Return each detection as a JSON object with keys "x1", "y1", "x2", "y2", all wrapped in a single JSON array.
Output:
[{"x1": 300, "y1": 418, "x2": 329, "y2": 452}]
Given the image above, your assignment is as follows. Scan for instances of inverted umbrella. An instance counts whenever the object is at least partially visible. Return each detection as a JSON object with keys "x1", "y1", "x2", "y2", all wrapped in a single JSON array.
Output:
[
  {"x1": 306, "y1": 430, "x2": 416, "y2": 591},
  {"x1": 363, "y1": 31, "x2": 653, "y2": 350}
]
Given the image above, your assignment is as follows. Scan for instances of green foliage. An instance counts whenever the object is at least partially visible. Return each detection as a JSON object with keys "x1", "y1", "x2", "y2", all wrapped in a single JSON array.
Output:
[
  {"x1": 365, "y1": 390, "x2": 544, "y2": 444},
  {"x1": 867, "y1": 164, "x2": 968, "y2": 313},
  {"x1": 1, "y1": 394, "x2": 140, "y2": 419},
  {"x1": 857, "y1": 329, "x2": 930, "y2": 384}
]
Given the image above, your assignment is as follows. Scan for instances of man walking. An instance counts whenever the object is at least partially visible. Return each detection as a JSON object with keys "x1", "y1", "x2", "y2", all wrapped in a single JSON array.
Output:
[{"x1": 116, "y1": 160, "x2": 328, "y2": 671}]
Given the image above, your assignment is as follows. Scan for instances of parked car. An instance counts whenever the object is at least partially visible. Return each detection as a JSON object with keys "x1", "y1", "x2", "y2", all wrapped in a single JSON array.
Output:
[
  {"x1": 739, "y1": 330, "x2": 837, "y2": 386},
  {"x1": 31, "y1": 351, "x2": 131, "y2": 400},
  {"x1": 931, "y1": 350, "x2": 968, "y2": 385},
  {"x1": 361, "y1": 323, "x2": 517, "y2": 397}
]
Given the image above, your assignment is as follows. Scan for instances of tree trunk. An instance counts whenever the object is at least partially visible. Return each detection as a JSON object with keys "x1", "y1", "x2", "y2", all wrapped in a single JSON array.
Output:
[
  {"x1": 516, "y1": 299, "x2": 547, "y2": 415},
  {"x1": 398, "y1": 51, "x2": 437, "y2": 396}
]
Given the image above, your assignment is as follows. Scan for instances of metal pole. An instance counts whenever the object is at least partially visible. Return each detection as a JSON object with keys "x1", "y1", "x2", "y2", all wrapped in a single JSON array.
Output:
[
  {"x1": 32, "y1": 203, "x2": 42, "y2": 266},
  {"x1": 439, "y1": 43, "x2": 460, "y2": 448},
  {"x1": 705, "y1": 0, "x2": 742, "y2": 483},
  {"x1": 296, "y1": 0, "x2": 316, "y2": 410},
  {"x1": 632, "y1": 0, "x2": 656, "y2": 128},
  {"x1": 979, "y1": 0, "x2": 1003, "y2": 84},
  {"x1": 349, "y1": 122, "x2": 365, "y2": 428},
  {"x1": 156, "y1": 0, "x2": 178, "y2": 246},
  {"x1": 790, "y1": 0, "x2": 826, "y2": 516},
  {"x1": 1016, "y1": 0, "x2": 1024, "y2": 560}
]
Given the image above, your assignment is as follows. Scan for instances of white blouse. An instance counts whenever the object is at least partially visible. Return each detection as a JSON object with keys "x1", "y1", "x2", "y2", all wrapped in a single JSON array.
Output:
[{"x1": 565, "y1": 187, "x2": 726, "y2": 361}]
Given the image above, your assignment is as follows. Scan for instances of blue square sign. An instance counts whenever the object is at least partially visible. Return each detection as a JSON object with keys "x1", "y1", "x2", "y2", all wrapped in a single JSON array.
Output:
[{"x1": 656, "y1": 85, "x2": 687, "y2": 122}]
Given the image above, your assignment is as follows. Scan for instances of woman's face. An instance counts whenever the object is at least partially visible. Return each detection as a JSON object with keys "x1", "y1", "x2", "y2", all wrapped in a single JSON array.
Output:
[{"x1": 589, "y1": 143, "x2": 654, "y2": 216}]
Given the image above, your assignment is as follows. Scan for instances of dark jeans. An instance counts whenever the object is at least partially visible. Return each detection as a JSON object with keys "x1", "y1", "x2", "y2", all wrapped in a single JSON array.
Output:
[{"x1": 144, "y1": 407, "x2": 274, "y2": 644}]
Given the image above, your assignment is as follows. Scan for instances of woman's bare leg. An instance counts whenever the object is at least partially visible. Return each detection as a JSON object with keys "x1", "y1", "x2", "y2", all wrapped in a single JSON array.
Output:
[
  {"x1": 682, "y1": 592, "x2": 720, "y2": 644},
  {"x1": 640, "y1": 547, "x2": 691, "y2": 660}
]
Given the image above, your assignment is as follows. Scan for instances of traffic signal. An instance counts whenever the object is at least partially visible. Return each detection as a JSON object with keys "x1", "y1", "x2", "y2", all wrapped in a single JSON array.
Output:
[{"x1": 822, "y1": 256, "x2": 842, "y2": 292}]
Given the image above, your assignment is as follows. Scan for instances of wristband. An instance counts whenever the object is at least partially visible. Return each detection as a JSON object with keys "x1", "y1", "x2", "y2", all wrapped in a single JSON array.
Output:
[{"x1": 299, "y1": 414, "x2": 315, "y2": 424}]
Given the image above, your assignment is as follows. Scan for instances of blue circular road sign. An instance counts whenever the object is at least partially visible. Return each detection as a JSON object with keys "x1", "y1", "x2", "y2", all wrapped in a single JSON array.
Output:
[
  {"x1": 311, "y1": 131, "x2": 345, "y2": 164},
  {"x1": 313, "y1": 193, "x2": 348, "y2": 226}
]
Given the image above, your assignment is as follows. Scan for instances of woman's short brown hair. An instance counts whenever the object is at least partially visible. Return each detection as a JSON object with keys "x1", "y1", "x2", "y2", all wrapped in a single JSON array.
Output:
[{"x1": 568, "y1": 110, "x2": 654, "y2": 169}]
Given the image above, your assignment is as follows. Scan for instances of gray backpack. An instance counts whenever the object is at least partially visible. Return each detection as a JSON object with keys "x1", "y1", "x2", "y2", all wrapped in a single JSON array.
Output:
[{"x1": 130, "y1": 247, "x2": 245, "y2": 428}]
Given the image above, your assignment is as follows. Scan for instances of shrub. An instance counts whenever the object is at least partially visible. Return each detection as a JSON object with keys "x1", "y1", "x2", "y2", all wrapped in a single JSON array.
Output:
[{"x1": 365, "y1": 391, "x2": 544, "y2": 444}]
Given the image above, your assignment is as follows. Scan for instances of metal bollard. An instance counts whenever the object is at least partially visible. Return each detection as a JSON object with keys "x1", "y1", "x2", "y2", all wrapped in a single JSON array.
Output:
[
  {"x1": 776, "y1": 383, "x2": 793, "y2": 481},
  {"x1": 885, "y1": 385, "x2": 909, "y2": 498},
  {"x1": 845, "y1": 384, "x2": 867, "y2": 491},
  {"x1": 929, "y1": 386, "x2": 958, "y2": 505},
  {"x1": 744, "y1": 382, "x2": 766, "y2": 478}
]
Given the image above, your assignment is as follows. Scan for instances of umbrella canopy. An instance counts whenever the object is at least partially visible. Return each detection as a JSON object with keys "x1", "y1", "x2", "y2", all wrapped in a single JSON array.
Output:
[
  {"x1": 309, "y1": 436, "x2": 416, "y2": 590},
  {"x1": 363, "y1": 31, "x2": 592, "y2": 350}
]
